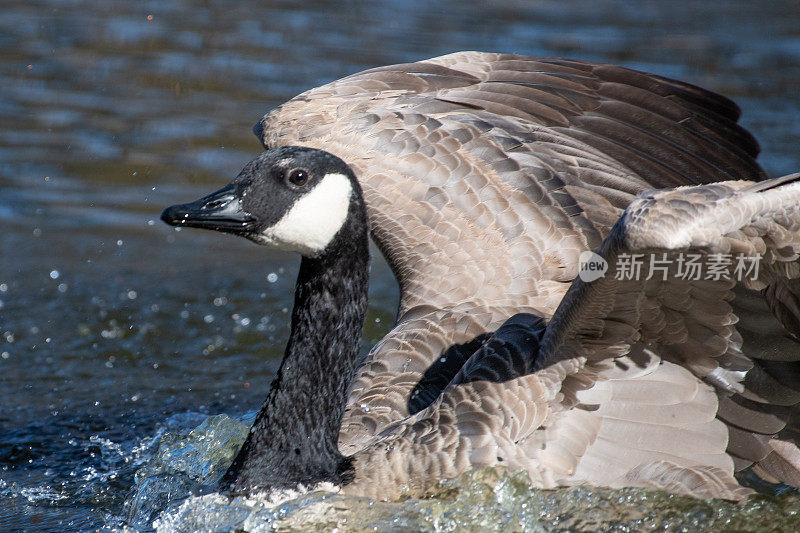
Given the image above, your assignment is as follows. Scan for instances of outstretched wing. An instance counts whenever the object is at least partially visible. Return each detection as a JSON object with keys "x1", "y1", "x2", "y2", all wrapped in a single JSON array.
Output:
[
  {"x1": 343, "y1": 311, "x2": 749, "y2": 500},
  {"x1": 535, "y1": 174, "x2": 800, "y2": 492},
  {"x1": 255, "y1": 51, "x2": 766, "y2": 448},
  {"x1": 345, "y1": 175, "x2": 800, "y2": 501}
]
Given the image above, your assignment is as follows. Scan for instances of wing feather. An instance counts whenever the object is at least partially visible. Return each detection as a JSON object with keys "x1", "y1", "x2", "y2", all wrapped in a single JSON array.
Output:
[
  {"x1": 540, "y1": 174, "x2": 800, "y2": 488},
  {"x1": 256, "y1": 51, "x2": 766, "y2": 449}
]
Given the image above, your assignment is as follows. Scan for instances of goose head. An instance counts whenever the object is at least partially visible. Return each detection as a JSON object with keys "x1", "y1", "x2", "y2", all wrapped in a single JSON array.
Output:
[
  {"x1": 162, "y1": 145, "x2": 372, "y2": 493},
  {"x1": 161, "y1": 146, "x2": 366, "y2": 258}
]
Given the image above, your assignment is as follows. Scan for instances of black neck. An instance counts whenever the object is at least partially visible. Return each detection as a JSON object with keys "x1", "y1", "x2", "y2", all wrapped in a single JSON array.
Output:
[{"x1": 221, "y1": 205, "x2": 369, "y2": 493}]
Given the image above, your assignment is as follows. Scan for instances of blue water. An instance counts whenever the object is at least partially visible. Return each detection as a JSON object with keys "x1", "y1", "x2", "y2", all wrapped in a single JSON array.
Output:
[{"x1": 1, "y1": 0, "x2": 798, "y2": 530}]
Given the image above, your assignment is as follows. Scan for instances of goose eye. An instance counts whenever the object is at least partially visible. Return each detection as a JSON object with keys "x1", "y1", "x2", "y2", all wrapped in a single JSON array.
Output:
[{"x1": 287, "y1": 168, "x2": 309, "y2": 187}]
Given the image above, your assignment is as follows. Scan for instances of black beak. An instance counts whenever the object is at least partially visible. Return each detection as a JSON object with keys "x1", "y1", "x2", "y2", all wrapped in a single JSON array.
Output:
[{"x1": 161, "y1": 184, "x2": 257, "y2": 235}]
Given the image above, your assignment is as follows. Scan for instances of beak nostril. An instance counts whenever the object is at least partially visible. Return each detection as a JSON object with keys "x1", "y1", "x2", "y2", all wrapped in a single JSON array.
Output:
[
  {"x1": 160, "y1": 186, "x2": 253, "y2": 234},
  {"x1": 204, "y1": 199, "x2": 226, "y2": 210},
  {"x1": 202, "y1": 194, "x2": 237, "y2": 212}
]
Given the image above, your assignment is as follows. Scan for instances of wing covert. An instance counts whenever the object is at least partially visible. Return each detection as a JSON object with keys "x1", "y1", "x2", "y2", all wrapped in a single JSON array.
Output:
[
  {"x1": 255, "y1": 51, "x2": 767, "y2": 444},
  {"x1": 539, "y1": 174, "x2": 800, "y2": 487}
]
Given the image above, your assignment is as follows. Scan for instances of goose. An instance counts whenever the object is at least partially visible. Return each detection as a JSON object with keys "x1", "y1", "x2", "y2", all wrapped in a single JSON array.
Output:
[{"x1": 161, "y1": 52, "x2": 800, "y2": 500}]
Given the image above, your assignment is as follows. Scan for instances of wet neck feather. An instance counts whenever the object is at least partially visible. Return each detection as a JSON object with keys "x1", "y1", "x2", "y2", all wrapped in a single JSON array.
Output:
[{"x1": 221, "y1": 208, "x2": 369, "y2": 493}]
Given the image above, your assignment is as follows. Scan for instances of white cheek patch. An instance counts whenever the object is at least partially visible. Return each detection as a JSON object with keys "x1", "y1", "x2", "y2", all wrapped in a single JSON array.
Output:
[{"x1": 257, "y1": 172, "x2": 353, "y2": 256}]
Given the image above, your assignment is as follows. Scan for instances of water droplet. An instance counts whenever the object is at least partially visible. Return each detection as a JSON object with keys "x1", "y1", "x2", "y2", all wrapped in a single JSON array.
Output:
[
  {"x1": 267, "y1": 272, "x2": 278, "y2": 283},
  {"x1": 33, "y1": 228, "x2": 41, "y2": 237},
  {"x1": 203, "y1": 314, "x2": 214, "y2": 323},
  {"x1": 0, "y1": 283, "x2": 7, "y2": 292},
  {"x1": 127, "y1": 290, "x2": 137, "y2": 300},
  {"x1": 116, "y1": 240, "x2": 123, "y2": 246},
  {"x1": 49, "y1": 270, "x2": 60, "y2": 280},
  {"x1": 180, "y1": 310, "x2": 189, "y2": 319},
  {"x1": 1, "y1": 352, "x2": 9, "y2": 359},
  {"x1": 57, "y1": 283, "x2": 68, "y2": 293}
]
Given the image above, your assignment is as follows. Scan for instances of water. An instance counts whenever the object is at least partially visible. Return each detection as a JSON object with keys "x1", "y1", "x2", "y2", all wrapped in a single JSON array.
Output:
[
  {"x1": 114, "y1": 414, "x2": 800, "y2": 532},
  {"x1": 0, "y1": 0, "x2": 798, "y2": 530}
]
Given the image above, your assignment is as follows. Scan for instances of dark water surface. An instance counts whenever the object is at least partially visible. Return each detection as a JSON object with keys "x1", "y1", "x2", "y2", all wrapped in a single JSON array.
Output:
[{"x1": 1, "y1": 0, "x2": 799, "y2": 530}]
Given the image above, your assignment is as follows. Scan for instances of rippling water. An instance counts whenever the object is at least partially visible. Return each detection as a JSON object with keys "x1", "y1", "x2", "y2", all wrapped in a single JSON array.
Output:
[{"x1": 1, "y1": 0, "x2": 799, "y2": 530}]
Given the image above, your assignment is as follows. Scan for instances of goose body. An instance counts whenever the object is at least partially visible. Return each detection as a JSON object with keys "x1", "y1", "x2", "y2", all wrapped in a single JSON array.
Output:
[{"x1": 162, "y1": 52, "x2": 800, "y2": 500}]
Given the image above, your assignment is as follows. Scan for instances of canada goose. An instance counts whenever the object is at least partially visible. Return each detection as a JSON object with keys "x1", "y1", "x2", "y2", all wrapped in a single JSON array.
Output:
[{"x1": 161, "y1": 52, "x2": 800, "y2": 500}]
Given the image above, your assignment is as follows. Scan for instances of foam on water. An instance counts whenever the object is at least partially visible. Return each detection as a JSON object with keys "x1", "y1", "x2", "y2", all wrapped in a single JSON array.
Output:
[{"x1": 116, "y1": 414, "x2": 800, "y2": 532}]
